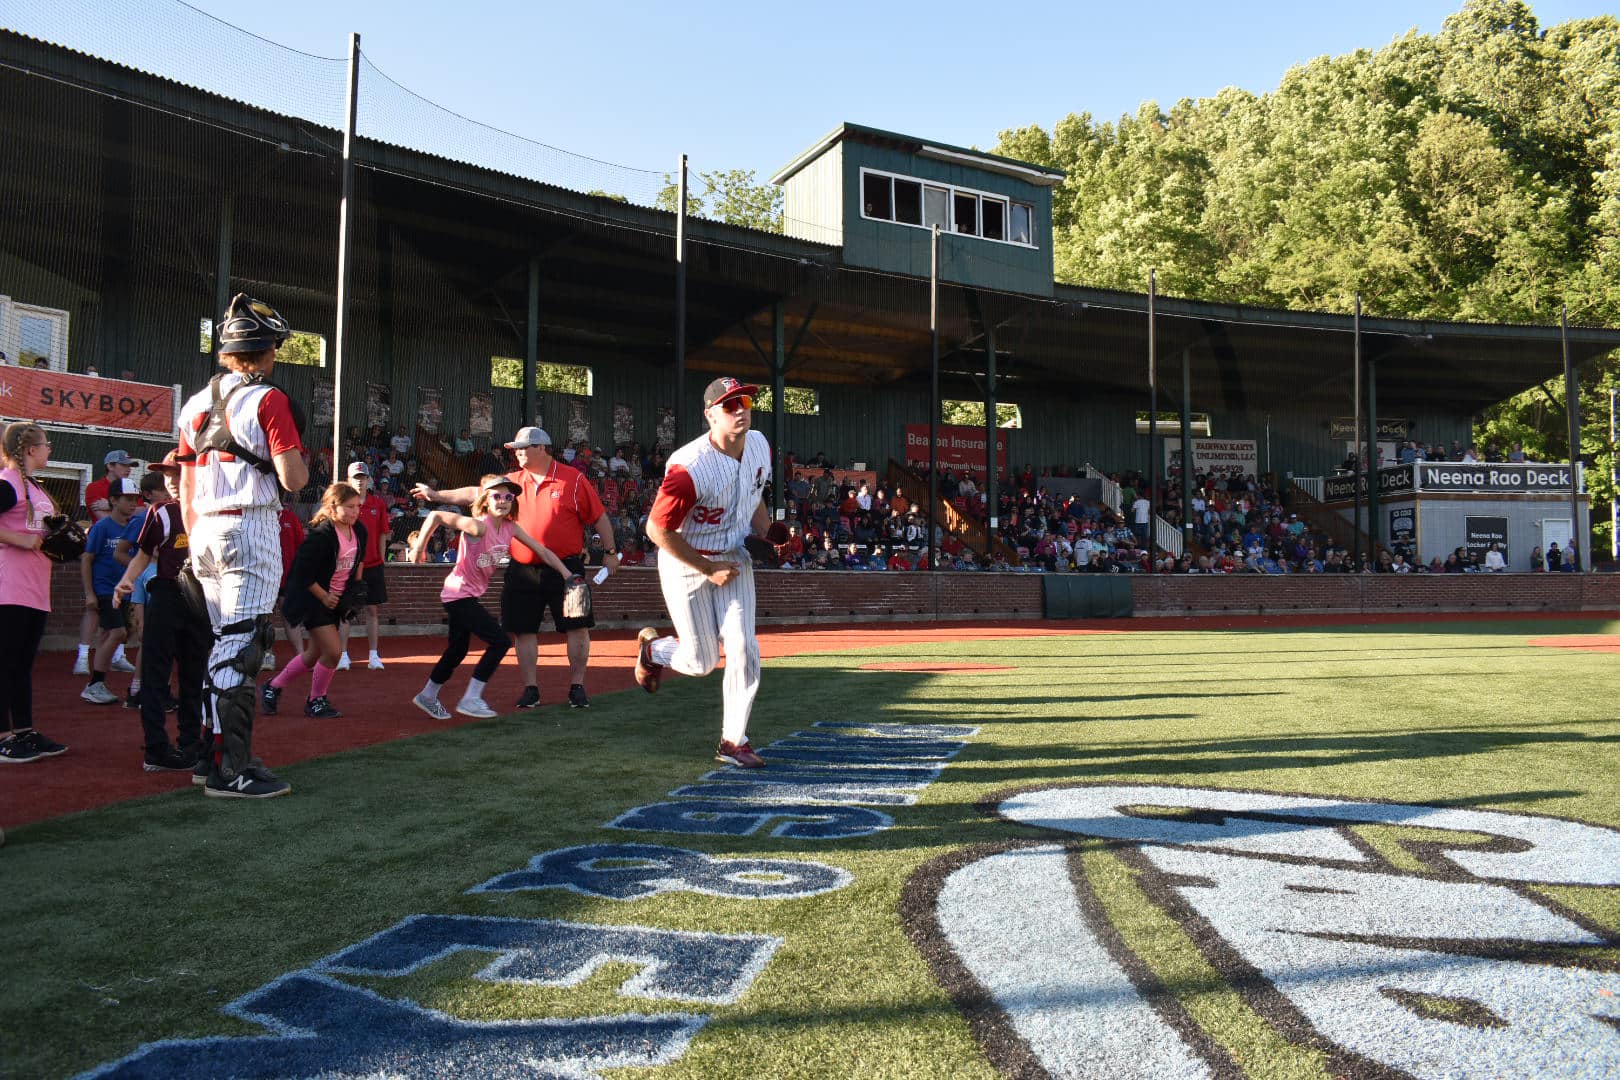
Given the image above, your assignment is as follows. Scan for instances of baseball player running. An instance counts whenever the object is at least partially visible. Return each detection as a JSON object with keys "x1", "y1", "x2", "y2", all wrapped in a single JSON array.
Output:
[
  {"x1": 177, "y1": 293, "x2": 308, "y2": 799},
  {"x1": 635, "y1": 377, "x2": 776, "y2": 768}
]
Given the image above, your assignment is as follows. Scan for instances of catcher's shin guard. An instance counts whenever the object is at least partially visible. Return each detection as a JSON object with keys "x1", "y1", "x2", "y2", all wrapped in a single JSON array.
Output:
[{"x1": 213, "y1": 681, "x2": 257, "y2": 782}]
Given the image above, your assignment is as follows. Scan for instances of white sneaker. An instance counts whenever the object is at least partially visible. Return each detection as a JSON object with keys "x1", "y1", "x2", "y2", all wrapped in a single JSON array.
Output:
[
  {"x1": 72, "y1": 655, "x2": 89, "y2": 675},
  {"x1": 367, "y1": 655, "x2": 385, "y2": 670},
  {"x1": 260, "y1": 653, "x2": 277, "y2": 672},
  {"x1": 110, "y1": 656, "x2": 137, "y2": 673},
  {"x1": 412, "y1": 692, "x2": 451, "y2": 720},
  {"x1": 455, "y1": 696, "x2": 497, "y2": 719},
  {"x1": 337, "y1": 654, "x2": 351, "y2": 671},
  {"x1": 81, "y1": 682, "x2": 119, "y2": 705}
]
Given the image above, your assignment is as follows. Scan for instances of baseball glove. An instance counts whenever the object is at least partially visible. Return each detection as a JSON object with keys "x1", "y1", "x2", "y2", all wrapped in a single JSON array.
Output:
[
  {"x1": 742, "y1": 523, "x2": 792, "y2": 566},
  {"x1": 39, "y1": 514, "x2": 87, "y2": 564},
  {"x1": 563, "y1": 575, "x2": 591, "y2": 620}
]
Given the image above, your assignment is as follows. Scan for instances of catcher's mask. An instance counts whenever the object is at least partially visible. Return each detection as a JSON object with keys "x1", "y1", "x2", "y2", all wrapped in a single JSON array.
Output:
[{"x1": 217, "y1": 293, "x2": 291, "y2": 355}]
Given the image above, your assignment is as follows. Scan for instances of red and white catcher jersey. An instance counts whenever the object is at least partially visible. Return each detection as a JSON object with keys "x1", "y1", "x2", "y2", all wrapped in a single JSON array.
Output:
[{"x1": 650, "y1": 429, "x2": 771, "y2": 553}]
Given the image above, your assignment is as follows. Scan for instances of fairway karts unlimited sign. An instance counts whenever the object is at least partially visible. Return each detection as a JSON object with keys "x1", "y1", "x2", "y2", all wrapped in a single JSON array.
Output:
[
  {"x1": 1418, "y1": 462, "x2": 1581, "y2": 493},
  {"x1": 907, "y1": 783, "x2": 1620, "y2": 1080},
  {"x1": 0, "y1": 367, "x2": 177, "y2": 436},
  {"x1": 1163, "y1": 437, "x2": 1258, "y2": 478}
]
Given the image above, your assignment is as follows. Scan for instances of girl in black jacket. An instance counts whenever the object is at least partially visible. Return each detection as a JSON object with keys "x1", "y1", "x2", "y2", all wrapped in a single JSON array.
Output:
[{"x1": 262, "y1": 483, "x2": 366, "y2": 718}]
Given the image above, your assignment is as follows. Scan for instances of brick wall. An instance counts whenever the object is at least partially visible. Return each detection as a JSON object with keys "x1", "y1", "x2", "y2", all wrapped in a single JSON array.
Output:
[{"x1": 39, "y1": 563, "x2": 1619, "y2": 645}]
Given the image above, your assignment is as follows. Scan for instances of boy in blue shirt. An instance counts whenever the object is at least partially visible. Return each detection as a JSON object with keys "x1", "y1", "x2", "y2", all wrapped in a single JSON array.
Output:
[{"x1": 81, "y1": 477, "x2": 141, "y2": 704}]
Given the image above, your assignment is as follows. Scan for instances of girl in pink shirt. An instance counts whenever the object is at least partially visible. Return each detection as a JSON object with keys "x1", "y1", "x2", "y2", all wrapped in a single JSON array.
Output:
[
  {"x1": 264, "y1": 484, "x2": 365, "y2": 720},
  {"x1": 0, "y1": 421, "x2": 69, "y2": 763},
  {"x1": 409, "y1": 475, "x2": 568, "y2": 719}
]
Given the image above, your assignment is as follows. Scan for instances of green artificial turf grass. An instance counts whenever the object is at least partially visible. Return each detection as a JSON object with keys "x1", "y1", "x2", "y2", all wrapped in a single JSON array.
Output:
[{"x1": 3, "y1": 617, "x2": 1617, "y2": 1078}]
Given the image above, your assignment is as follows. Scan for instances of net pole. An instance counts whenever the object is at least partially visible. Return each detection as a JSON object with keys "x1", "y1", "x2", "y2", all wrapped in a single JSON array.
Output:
[
  {"x1": 1352, "y1": 295, "x2": 1362, "y2": 568},
  {"x1": 674, "y1": 154, "x2": 687, "y2": 445},
  {"x1": 929, "y1": 225, "x2": 940, "y2": 576},
  {"x1": 1563, "y1": 306, "x2": 1582, "y2": 571},
  {"x1": 330, "y1": 32, "x2": 360, "y2": 474},
  {"x1": 1147, "y1": 270, "x2": 1157, "y2": 551}
]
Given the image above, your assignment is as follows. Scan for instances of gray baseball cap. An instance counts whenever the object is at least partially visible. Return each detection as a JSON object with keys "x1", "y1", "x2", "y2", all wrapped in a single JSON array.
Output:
[
  {"x1": 104, "y1": 449, "x2": 133, "y2": 466},
  {"x1": 505, "y1": 426, "x2": 552, "y2": 449}
]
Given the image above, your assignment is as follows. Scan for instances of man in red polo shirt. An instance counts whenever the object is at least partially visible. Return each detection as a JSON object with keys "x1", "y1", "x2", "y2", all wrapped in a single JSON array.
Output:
[{"x1": 414, "y1": 426, "x2": 619, "y2": 710}]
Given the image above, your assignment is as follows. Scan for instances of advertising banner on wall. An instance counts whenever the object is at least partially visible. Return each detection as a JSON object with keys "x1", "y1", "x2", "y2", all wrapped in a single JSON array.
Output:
[
  {"x1": 1389, "y1": 506, "x2": 1415, "y2": 547},
  {"x1": 655, "y1": 406, "x2": 676, "y2": 451},
  {"x1": 1162, "y1": 437, "x2": 1259, "y2": 478},
  {"x1": 1416, "y1": 462, "x2": 1580, "y2": 494},
  {"x1": 1325, "y1": 465, "x2": 1418, "y2": 501},
  {"x1": 566, "y1": 399, "x2": 589, "y2": 445},
  {"x1": 364, "y1": 382, "x2": 391, "y2": 429},
  {"x1": 613, "y1": 403, "x2": 634, "y2": 447},
  {"x1": 902, "y1": 425, "x2": 1011, "y2": 479},
  {"x1": 312, "y1": 380, "x2": 334, "y2": 429},
  {"x1": 1465, "y1": 516, "x2": 1509, "y2": 560},
  {"x1": 467, "y1": 391, "x2": 493, "y2": 437},
  {"x1": 1330, "y1": 417, "x2": 1409, "y2": 440},
  {"x1": 415, "y1": 387, "x2": 443, "y2": 434},
  {"x1": 0, "y1": 367, "x2": 177, "y2": 436}
]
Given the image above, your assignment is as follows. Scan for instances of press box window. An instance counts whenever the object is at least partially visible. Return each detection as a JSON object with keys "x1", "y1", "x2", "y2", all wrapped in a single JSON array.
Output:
[
  {"x1": 863, "y1": 172, "x2": 892, "y2": 220},
  {"x1": 1010, "y1": 203, "x2": 1033, "y2": 245},
  {"x1": 982, "y1": 198, "x2": 1006, "y2": 241},
  {"x1": 953, "y1": 193, "x2": 978, "y2": 235}
]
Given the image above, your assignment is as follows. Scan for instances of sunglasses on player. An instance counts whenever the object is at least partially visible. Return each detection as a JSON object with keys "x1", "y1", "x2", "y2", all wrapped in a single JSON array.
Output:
[{"x1": 715, "y1": 395, "x2": 753, "y2": 414}]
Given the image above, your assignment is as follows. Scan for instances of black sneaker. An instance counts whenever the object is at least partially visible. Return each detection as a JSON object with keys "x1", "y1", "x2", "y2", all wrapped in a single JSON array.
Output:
[
  {"x1": 0, "y1": 733, "x2": 43, "y2": 764},
  {"x1": 304, "y1": 696, "x2": 343, "y2": 719},
  {"x1": 143, "y1": 745, "x2": 197, "y2": 773},
  {"x1": 192, "y1": 756, "x2": 212, "y2": 786},
  {"x1": 567, "y1": 683, "x2": 590, "y2": 709},
  {"x1": 514, "y1": 686, "x2": 540, "y2": 710},
  {"x1": 163, "y1": 692, "x2": 179, "y2": 714},
  {"x1": 261, "y1": 684, "x2": 282, "y2": 715},
  {"x1": 205, "y1": 767, "x2": 291, "y2": 799},
  {"x1": 20, "y1": 729, "x2": 67, "y2": 758},
  {"x1": 123, "y1": 691, "x2": 143, "y2": 710}
]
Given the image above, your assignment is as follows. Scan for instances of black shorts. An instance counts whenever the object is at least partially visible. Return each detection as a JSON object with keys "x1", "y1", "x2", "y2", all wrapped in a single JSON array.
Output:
[
  {"x1": 361, "y1": 564, "x2": 388, "y2": 605},
  {"x1": 96, "y1": 593, "x2": 132, "y2": 633},
  {"x1": 295, "y1": 602, "x2": 347, "y2": 631},
  {"x1": 501, "y1": 556, "x2": 591, "y2": 634}
]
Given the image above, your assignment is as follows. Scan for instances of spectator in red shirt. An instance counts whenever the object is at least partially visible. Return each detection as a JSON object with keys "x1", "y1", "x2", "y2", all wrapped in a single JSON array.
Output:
[
  {"x1": 75, "y1": 449, "x2": 137, "y2": 674},
  {"x1": 339, "y1": 462, "x2": 392, "y2": 671}
]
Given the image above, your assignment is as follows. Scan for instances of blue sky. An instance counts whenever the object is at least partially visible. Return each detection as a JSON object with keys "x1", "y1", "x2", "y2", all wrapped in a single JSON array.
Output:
[{"x1": 19, "y1": 0, "x2": 1616, "y2": 187}]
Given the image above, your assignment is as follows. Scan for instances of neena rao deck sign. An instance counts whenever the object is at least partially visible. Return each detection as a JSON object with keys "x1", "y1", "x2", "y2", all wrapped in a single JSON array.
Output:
[
  {"x1": 0, "y1": 367, "x2": 177, "y2": 436},
  {"x1": 906, "y1": 783, "x2": 1620, "y2": 1080}
]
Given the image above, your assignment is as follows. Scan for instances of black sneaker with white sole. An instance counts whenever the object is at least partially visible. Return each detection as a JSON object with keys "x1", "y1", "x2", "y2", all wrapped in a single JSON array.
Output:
[
  {"x1": 204, "y1": 768, "x2": 291, "y2": 799},
  {"x1": 261, "y1": 684, "x2": 281, "y2": 715},
  {"x1": 143, "y1": 745, "x2": 198, "y2": 773},
  {"x1": 514, "y1": 686, "x2": 540, "y2": 710},
  {"x1": 0, "y1": 733, "x2": 43, "y2": 763},
  {"x1": 19, "y1": 729, "x2": 67, "y2": 758},
  {"x1": 567, "y1": 683, "x2": 590, "y2": 709},
  {"x1": 304, "y1": 696, "x2": 342, "y2": 719}
]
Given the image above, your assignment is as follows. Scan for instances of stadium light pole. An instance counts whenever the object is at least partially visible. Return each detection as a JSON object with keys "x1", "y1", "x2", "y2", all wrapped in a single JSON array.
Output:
[{"x1": 331, "y1": 31, "x2": 360, "y2": 474}]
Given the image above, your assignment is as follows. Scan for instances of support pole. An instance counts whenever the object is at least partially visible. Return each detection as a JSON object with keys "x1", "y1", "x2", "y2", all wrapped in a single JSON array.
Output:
[
  {"x1": 330, "y1": 31, "x2": 360, "y2": 474},
  {"x1": 929, "y1": 225, "x2": 940, "y2": 573},
  {"x1": 772, "y1": 301, "x2": 786, "y2": 520},
  {"x1": 1147, "y1": 270, "x2": 1158, "y2": 549},
  {"x1": 1610, "y1": 385, "x2": 1616, "y2": 563},
  {"x1": 674, "y1": 154, "x2": 688, "y2": 445},
  {"x1": 1179, "y1": 348, "x2": 1193, "y2": 549},
  {"x1": 1366, "y1": 356, "x2": 1380, "y2": 560},
  {"x1": 1563, "y1": 306, "x2": 1583, "y2": 571},
  {"x1": 1352, "y1": 294, "x2": 1362, "y2": 568},
  {"x1": 984, "y1": 319, "x2": 997, "y2": 557},
  {"x1": 213, "y1": 194, "x2": 232, "y2": 373},
  {"x1": 524, "y1": 256, "x2": 539, "y2": 427}
]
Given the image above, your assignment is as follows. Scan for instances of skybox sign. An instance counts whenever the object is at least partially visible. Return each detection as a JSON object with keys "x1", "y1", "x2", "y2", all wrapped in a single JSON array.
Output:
[{"x1": 1418, "y1": 463, "x2": 1581, "y2": 494}]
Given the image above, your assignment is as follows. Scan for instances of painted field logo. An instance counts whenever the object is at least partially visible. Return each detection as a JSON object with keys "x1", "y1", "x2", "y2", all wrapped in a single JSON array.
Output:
[{"x1": 905, "y1": 784, "x2": 1620, "y2": 1080}]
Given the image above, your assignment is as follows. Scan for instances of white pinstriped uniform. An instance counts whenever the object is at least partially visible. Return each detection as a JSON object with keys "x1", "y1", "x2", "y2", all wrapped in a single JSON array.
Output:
[
  {"x1": 648, "y1": 428, "x2": 771, "y2": 745},
  {"x1": 178, "y1": 375, "x2": 291, "y2": 731}
]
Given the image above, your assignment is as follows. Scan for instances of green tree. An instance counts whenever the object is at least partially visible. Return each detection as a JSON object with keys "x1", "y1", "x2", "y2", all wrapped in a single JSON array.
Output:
[
  {"x1": 655, "y1": 169, "x2": 783, "y2": 232},
  {"x1": 941, "y1": 400, "x2": 1021, "y2": 427}
]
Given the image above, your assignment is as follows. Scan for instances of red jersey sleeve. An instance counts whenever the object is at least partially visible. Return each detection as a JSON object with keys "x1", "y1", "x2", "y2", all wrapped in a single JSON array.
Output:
[
  {"x1": 650, "y1": 465, "x2": 697, "y2": 531},
  {"x1": 135, "y1": 504, "x2": 166, "y2": 556},
  {"x1": 257, "y1": 388, "x2": 303, "y2": 457}
]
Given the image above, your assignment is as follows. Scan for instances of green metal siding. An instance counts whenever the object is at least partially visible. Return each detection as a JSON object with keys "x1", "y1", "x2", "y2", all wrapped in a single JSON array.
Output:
[
  {"x1": 841, "y1": 144, "x2": 1053, "y2": 297},
  {"x1": 782, "y1": 143, "x2": 842, "y2": 247}
]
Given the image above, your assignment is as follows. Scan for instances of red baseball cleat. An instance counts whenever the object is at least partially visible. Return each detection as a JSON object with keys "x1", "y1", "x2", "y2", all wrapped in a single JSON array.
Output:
[
  {"x1": 715, "y1": 740, "x2": 765, "y2": 768},
  {"x1": 634, "y1": 627, "x2": 663, "y2": 693}
]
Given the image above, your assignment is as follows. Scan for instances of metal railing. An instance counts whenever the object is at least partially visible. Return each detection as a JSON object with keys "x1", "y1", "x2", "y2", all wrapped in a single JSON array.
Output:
[
  {"x1": 1154, "y1": 516, "x2": 1184, "y2": 557},
  {"x1": 1292, "y1": 476, "x2": 1324, "y2": 500}
]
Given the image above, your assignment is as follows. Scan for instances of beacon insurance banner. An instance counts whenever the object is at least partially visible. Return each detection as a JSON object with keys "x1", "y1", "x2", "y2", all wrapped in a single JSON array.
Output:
[
  {"x1": 0, "y1": 366, "x2": 178, "y2": 436},
  {"x1": 902, "y1": 425, "x2": 1011, "y2": 478}
]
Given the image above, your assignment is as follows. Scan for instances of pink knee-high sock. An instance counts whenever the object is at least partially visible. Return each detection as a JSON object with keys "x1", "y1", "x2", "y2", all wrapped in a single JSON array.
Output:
[
  {"x1": 310, "y1": 662, "x2": 336, "y2": 699},
  {"x1": 270, "y1": 654, "x2": 311, "y2": 689}
]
